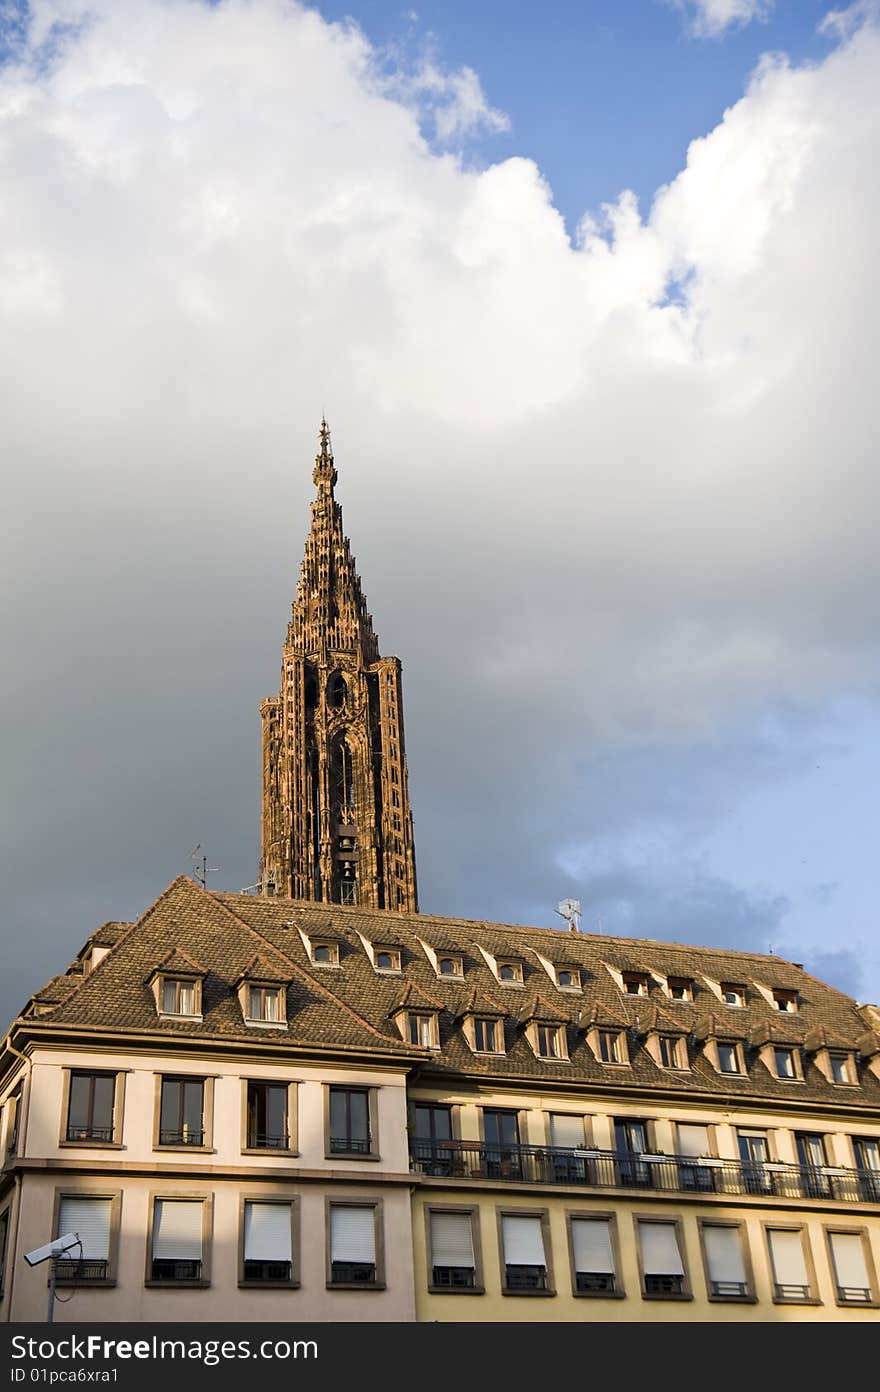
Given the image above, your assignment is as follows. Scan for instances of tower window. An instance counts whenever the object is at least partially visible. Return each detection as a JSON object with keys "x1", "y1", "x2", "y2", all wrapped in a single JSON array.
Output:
[{"x1": 328, "y1": 673, "x2": 347, "y2": 708}]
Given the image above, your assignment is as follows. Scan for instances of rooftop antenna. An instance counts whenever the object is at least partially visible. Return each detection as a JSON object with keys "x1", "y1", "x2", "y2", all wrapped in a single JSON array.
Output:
[
  {"x1": 189, "y1": 844, "x2": 219, "y2": 890},
  {"x1": 555, "y1": 898, "x2": 581, "y2": 933}
]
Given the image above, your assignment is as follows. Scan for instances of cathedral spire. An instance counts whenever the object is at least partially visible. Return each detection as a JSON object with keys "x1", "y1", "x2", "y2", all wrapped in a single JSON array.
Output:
[{"x1": 259, "y1": 425, "x2": 419, "y2": 913}]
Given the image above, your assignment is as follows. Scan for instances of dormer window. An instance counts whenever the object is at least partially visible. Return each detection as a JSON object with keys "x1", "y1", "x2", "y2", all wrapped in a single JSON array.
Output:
[
  {"x1": 556, "y1": 968, "x2": 581, "y2": 991},
  {"x1": 467, "y1": 1017, "x2": 504, "y2": 1054},
  {"x1": 162, "y1": 978, "x2": 198, "y2": 1017},
  {"x1": 406, "y1": 1013, "x2": 440, "y2": 1049},
  {"x1": 311, "y1": 942, "x2": 339, "y2": 967},
  {"x1": 773, "y1": 989, "x2": 798, "y2": 1013},
  {"x1": 829, "y1": 1052, "x2": 855, "y2": 1084},
  {"x1": 529, "y1": 1023, "x2": 568, "y2": 1061},
  {"x1": 667, "y1": 977, "x2": 693, "y2": 1002},
  {"x1": 438, "y1": 956, "x2": 463, "y2": 978},
  {"x1": 497, "y1": 960, "x2": 523, "y2": 985},
  {"x1": 247, "y1": 986, "x2": 283, "y2": 1024},
  {"x1": 721, "y1": 983, "x2": 746, "y2": 1008},
  {"x1": 622, "y1": 972, "x2": 649, "y2": 997},
  {"x1": 717, "y1": 1042, "x2": 744, "y2": 1075},
  {"x1": 658, "y1": 1035, "x2": 687, "y2": 1069},
  {"x1": 595, "y1": 1029, "x2": 626, "y2": 1065},
  {"x1": 773, "y1": 1046, "x2": 802, "y2": 1081},
  {"x1": 375, "y1": 947, "x2": 401, "y2": 973}
]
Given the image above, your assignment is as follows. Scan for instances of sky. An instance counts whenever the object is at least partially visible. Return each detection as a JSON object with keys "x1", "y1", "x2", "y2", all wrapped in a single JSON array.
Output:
[{"x1": 1, "y1": 0, "x2": 879, "y2": 1030}]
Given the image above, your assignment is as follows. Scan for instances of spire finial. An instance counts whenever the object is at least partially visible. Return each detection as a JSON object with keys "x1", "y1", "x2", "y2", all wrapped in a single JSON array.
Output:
[{"x1": 313, "y1": 416, "x2": 337, "y2": 491}]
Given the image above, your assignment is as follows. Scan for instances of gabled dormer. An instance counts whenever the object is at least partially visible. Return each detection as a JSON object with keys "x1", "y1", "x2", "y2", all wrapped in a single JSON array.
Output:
[
  {"x1": 457, "y1": 985, "x2": 507, "y2": 1055},
  {"x1": 693, "y1": 1013, "x2": 749, "y2": 1077},
  {"x1": 147, "y1": 949, "x2": 207, "y2": 1021},
  {"x1": 637, "y1": 1005, "x2": 691, "y2": 1072},
  {"x1": 517, "y1": 994, "x2": 571, "y2": 1061},
  {"x1": 749, "y1": 1019, "x2": 804, "y2": 1081},
  {"x1": 805, "y1": 1025, "x2": 860, "y2": 1086},
  {"x1": 390, "y1": 981, "x2": 444, "y2": 1049},
  {"x1": 584, "y1": 1002, "x2": 631, "y2": 1067},
  {"x1": 234, "y1": 955, "x2": 292, "y2": 1029}
]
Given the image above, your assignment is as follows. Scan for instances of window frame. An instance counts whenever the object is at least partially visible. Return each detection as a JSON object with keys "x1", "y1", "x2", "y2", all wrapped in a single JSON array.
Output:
[
  {"x1": 590, "y1": 1026, "x2": 628, "y2": 1066},
  {"x1": 324, "y1": 1084, "x2": 379, "y2": 1161},
  {"x1": 528, "y1": 1021, "x2": 569, "y2": 1061},
  {"x1": 565, "y1": 1209, "x2": 624, "y2": 1300},
  {"x1": 240, "y1": 1078, "x2": 298, "y2": 1156},
  {"x1": 237, "y1": 1193, "x2": 299, "y2": 1289},
  {"x1": 714, "y1": 1040, "x2": 745, "y2": 1075},
  {"x1": 762, "y1": 1223, "x2": 821, "y2": 1306},
  {"x1": 242, "y1": 982, "x2": 287, "y2": 1028},
  {"x1": 60, "y1": 1068, "x2": 126, "y2": 1149},
  {"x1": 827, "y1": 1051, "x2": 856, "y2": 1085},
  {"x1": 655, "y1": 1033, "x2": 688, "y2": 1071},
  {"x1": 554, "y1": 967, "x2": 582, "y2": 992},
  {"x1": 465, "y1": 1015, "x2": 505, "y2": 1055},
  {"x1": 403, "y1": 1011, "x2": 440, "y2": 1050},
  {"x1": 436, "y1": 954, "x2": 464, "y2": 980},
  {"x1": 772, "y1": 988, "x2": 799, "y2": 1014},
  {"x1": 310, "y1": 941, "x2": 340, "y2": 968},
  {"x1": 622, "y1": 972, "x2": 650, "y2": 997},
  {"x1": 823, "y1": 1225, "x2": 880, "y2": 1308},
  {"x1": 145, "y1": 1192, "x2": 213, "y2": 1289},
  {"x1": 372, "y1": 945, "x2": 401, "y2": 974},
  {"x1": 634, "y1": 1215, "x2": 693, "y2": 1302},
  {"x1": 720, "y1": 983, "x2": 746, "y2": 1008},
  {"x1": 424, "y1": 1204, "x2": 484, "y2": 1295},
  {"x1": 770, "y1": 1044, "x2": 803, "y2": 1082},
  {"x1": 666, "y1": 976, "x2": 694, "y2": 1003},
  {"x1": 153, "y1": 1074, "x2": 214, "y2": 1153},
  {"x1": 325, "y1": 1198, "x2": 386, "y2": 1290},
  {"x1": 51, "y1": 1188, "x2": 122, "y2": 1288},
  {"x1": 697, "y1": 1218, "x2": 756, "y2": 1304},
  {"x1": 155, "y1": 974, "x2": 203, "y2": 1020},
  {"x1": 496, "y1": 959, "x2": 524, "y2": 987},
  {"x1": 496, "y1": 1207, "x2": 555, "y2": 1297}
]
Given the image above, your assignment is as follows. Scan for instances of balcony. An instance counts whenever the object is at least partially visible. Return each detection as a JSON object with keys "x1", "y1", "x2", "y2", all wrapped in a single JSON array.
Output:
[{"x1": 409, "y1": 1141, "x2": 877, "y2": 1204}]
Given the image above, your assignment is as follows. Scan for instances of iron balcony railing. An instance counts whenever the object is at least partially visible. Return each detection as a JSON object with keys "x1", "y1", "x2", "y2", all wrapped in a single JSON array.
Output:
[{"x1": 409, "y1": 1140, "x2": 879, "y2": 1204}]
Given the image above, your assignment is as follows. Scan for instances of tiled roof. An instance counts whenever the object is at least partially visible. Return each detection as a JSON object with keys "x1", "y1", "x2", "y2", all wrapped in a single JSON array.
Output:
[{"x1": 13, "y1": 879, "x2": 880, "y2": 1108}]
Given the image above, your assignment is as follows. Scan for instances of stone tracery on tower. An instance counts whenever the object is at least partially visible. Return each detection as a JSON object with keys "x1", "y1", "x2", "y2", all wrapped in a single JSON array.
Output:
[{"x1": 259, "y1": 421, "x2": 418, "y2": 911}]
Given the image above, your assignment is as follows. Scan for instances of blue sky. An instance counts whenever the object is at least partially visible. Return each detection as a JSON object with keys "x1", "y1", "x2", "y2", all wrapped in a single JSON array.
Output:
[{"x1": 1, "y1": 0, "x2": 879, "y2": 1024}]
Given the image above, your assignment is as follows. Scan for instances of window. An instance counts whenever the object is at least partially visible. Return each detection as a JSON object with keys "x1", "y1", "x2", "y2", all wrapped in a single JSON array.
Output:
[
  {"x1": 676, "y1": 1123, "x2": 716, "y2": 1192},
  {"x1": 569, "y1": 1216, "x2": 618, "y2": 1295},
  {"x1": 497, "y1": 960, "x2": 523, "y2": 984},
  {"x1": 700, "y1": 1222, "x2": 751, "y2": 1301},
  {"x1": 245, "y1": 1081, "x2": 290, "y2": 1151},
  {"x1": 637, "y1": 1219, "x2": 688, "y2": 1298},
  {"x1": 428, "y1": 1210, "x2": 478, "y2": 1291},
  {"x1": 534, "y1": 1024, "x2": 564, "y2": 1059},
  {"x1": 622, "y1": 973, "x2": 649, "y2": 997},
  {"x1": 721, "y1": 983, "x2": 745, "y2": 1008},
  {"x1": 54, "y1": 1196, "x2": 115, "y2": 1284},
  {"x1": 246, "y1": 985, "x2": 283, "y2": 1024},
  {"x1": 774, "y1": 1046, "x2": 799, "y2": 1079},
  {"x1": 667, "y1": 977, "x2": 693, "y2": 1002},
  {"x1": 407, "y1": 1013, "x2": 438, "y2": 1048},
  {"x1": 829, "y1": 1052, "x2": 854, "y2": 1084},
  {"x1": 161, "y1": 978, "x2": 199, "y2": 1017},
  {"x1": 549, "y1": 1114, "x2": 586, "y2": 1150},
  {"x1": 5, "y1": 1088, "x2": 21, "y2": 1158},
  {"x1": 556, "y1": 968, "x2": 580, "y2": 990},
  {"x1": 241, "y1": 1201, "x2": 295, "y2": 1285},
  {"x1": 65, "y1": 1071, "x2": 117, "y2": 1144},
  {"x1": 853, "y1": 1137, "x2": 880, "y2": 1201},
  {"x1": 328, "y1": 1086, "x2": 372, "y2": 1156},
  {"x1": 717, "y1": 1042, "x2": 743, "y2": 1074},
  {"x1": 500, "y1": 1213, "x2": 551, "y2": 1293},
  {"x1": 328, "y1": 1204, "x2": 380, "y2": 1286},
  {"x1": 438, "y1": 956, "x2": 463, "y2": 978},
  {"x1": 472, "y1": 1017, "x2": 502, "y2": 1053},
  {"x1": 596, "y1": 1029, "x2": 624, "y2": 1064},
  {"x1": 614, "y1": 1119, "x2": 652, "y2": 1188},
  {"x1": 483, "y1": 1109, "x2": 522, "y2": 1177},
  {"x1": 738, "y1": 1130, "x2": 773, "y2": 1194},
  {"x1": 411, "y1": 1102, "x2": 454, "y2": 1172},
  {"x1": 374, "y1": 947, "x2": 400, "y2": 972},
  {"x1": 772, "y1": 988, "x2": 798, "y2": 1013},
  {"x1": 150, "y1": 1199, "x2": 207, "y2": 1284},
  {"x1": 311, "y1": 942, "x2": 339, "y2": 966},
  {"x1": 766, "y1": 1227, "x2": 815, "y2": 1303},
  {"x1": 158, "y1": 1077, "x2": 206, "y2": 1147},
  {"x1": 658, "y1": 1035, "x2": 686, "y2": 1069},
  {"x1": 826, "y1": 1230, "x2": 876, "y2": 1306}
]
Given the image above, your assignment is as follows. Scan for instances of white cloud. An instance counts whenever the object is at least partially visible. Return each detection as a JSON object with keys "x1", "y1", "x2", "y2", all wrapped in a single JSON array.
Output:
[
  {"x1": 673, "y1": 0, "x2": 774, "y2": 39},
  {"x1": 1, "y1": 0, "x2": 880, "y2": 1010}
]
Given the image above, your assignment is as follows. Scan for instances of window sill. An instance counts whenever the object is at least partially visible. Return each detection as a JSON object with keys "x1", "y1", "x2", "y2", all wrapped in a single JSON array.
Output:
[
  {"x1": 157, "y1": 1014, "x2": 203, "y2": 1024},
  {"x1": 572, "y1": 1289, "x2": 625, "y2": 1300},
  {"x1": 238, "y1": 1280, "x2": 301, "y2": 1291},
  {"x1": 707, "y1": 1293, "x2": 757, "y2": 1304},
  {"x1": 243, "y1": 1020, "x2": 289, "y2": 1031},
  {"x1": 145, "y1": 1280, "x2": 211, "y2": 1290},
  {"x1": 641, "y1": 1291, "x2": 693, "y2": 1301},
  {"x1": 241, "y1": 1147, "x2": 299, "y2": 1158},
  {"x1": 835, "y1": 1298, "x2": 880, "y2": 1309},
  {"x1": 501, "y1": 1288, "x2": 556, "y2": 1297},
  {"x1": 54, "y1": 1279, "x2": 117, "y2": 1290},
  {"x1": 771, "y1": 1296, "x2": 822, "y2": 1306},
  {"x1": 326, "y1": 1281, "x2": 386, "y2": 1292},
  {"x1": 325, "y1": 1151, "x2": 381, "y2": 1162},
  {"x1": 153, "y1": 1144, "x2": 216, "y2": 1154}
]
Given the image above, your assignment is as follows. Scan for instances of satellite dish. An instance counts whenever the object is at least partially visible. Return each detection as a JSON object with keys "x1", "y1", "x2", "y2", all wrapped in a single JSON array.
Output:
[{"x1": 555, "y1": 899, "x2": 581, "y2": 932}]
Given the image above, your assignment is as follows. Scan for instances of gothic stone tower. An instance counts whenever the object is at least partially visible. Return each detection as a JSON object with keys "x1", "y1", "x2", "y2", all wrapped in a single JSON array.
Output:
[{"x1": 259, "y1": 422, "x2": 418, "y2": 912}]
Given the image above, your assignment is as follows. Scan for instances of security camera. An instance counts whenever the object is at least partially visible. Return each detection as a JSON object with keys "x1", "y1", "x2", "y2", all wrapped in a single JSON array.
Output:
[{"x1": 24, "y1": 1233, "x2": 81, "y2": 1266}]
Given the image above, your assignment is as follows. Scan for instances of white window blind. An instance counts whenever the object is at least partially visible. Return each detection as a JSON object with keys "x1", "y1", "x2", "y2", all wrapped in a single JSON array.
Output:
[
  {"x1": 767, "y1": 1230, "x2": 808, "y2": 1286},
  {"x1": 330, "y1": 1206, "x2": 375, "y2": 1263},
  {"x1": 677, "y1": 1124, "x2": 710, "y2": 1158},
  {"x1": 829, "y1": 1233, "x2": 870, "y2": 1291},
  {"x1": 501, "y1": 1215, "x2": 545, "y2": 1266},
  {"x1": 571, "y1": 1218, "x2": 614, "y2": 1274},
  {"x1": 639, "y1": 1222, "x2": 684, "y2": 1275},
  {"x1": 430, "y1": 1213, "x2": 474, "y2": 1269},
  {"x1": 703, "y1": 1226, "x2": 746, "y2": 1285},
  {"x1": 550, "y1": 1115, "x2": 584, "y2": 1149},
  {"x1": 243, "y1": 1203, "x2": 291, "y2": 1263},
  {"x1": 152, "y1": 1200, "x2": 203, "y2": 1261},
  {"x1": 57, "y1": 1198, "x2": 111, "y2": 1260}
]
